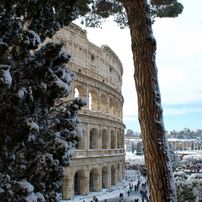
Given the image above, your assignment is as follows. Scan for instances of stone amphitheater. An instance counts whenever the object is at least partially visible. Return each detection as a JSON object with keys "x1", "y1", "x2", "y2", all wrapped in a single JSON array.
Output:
[{"x1": 53, "y1": 23, "x2": 125, "y2": 200}]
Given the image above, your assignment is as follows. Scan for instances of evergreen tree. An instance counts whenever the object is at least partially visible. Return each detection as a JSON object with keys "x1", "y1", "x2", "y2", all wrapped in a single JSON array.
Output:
[
  {"x1": 131, "y1": 141, "x2": 135, "y2": 153},
  {"x1": 169, "y1": 146, "x2": 181, "y2": 171},
  {"x1": 174, "y1": 171, "x2": 200, "y2": 202},
  {"x1": 0, "y1": 1, "x2": 88, "y2": 201},
  {"x1": 136, "y1": 141, "x2": 144, "y2": 155}
]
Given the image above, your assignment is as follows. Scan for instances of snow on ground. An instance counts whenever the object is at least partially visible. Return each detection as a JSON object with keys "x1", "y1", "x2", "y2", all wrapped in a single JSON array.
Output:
[
  {"x1": 61, "y1": 153, "x2": 148, "y2": 202},
  {"x1": 125, "y1": 152, "x2": 145, "y2": 167},
  {"x1": 61, "y1": 170, "x2": 148, "y2": 202}
]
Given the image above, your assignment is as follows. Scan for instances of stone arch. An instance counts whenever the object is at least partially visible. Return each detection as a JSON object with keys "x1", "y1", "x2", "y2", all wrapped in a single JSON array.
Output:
[
  {"x1": 89, "y1": 168, "x2": 99, "y2": 192},
  {"x1": 101, "y1": 94, "x2": 107, "y2": 113},
  {"x1": 74, "y1": 88, "x2": 79, "y2": 98},
  {"x1": 111, "y1": 130, "x2": 116, "y2": 149},
  {"x1": 90, "y1": 128, "x2": 99, "y2": 149},
  {"x1": 74, "y1": 85, "x2": 85, "y2": 98},
  {"x1": 102, "y1": 166, "x2": 109, "y2": 188},
  {"x1": 89, "y1": 90, "x2": 98, "y2": 111},
  {"x1": 74, "y1": 169, "x2": 86, "y2": 196},
  {"x1": 111, "y1": 165, "x2": 116, "y2": 185},
  {"x1": 102, "y1": 129, "x2": 108, "y2": 149}
]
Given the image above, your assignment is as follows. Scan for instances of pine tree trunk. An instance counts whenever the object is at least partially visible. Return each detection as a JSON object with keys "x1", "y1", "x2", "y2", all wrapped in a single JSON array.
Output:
[{"x1": 122, "y1": 0, "x2": 177, "y2": 201}]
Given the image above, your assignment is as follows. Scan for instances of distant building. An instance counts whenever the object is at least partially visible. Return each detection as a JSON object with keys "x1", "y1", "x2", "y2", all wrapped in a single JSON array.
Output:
[
  {"x1": 168, "y1": 138, "x2": 202, "y2": 151},
  {"x1": 125, "y1": 137, "x2": 202, "y2": 154}
]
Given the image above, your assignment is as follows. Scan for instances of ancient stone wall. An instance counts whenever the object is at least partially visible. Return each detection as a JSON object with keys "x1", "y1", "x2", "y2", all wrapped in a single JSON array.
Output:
[{"x1": 54, "y1": 23, "x2": 125, "y2": 200}]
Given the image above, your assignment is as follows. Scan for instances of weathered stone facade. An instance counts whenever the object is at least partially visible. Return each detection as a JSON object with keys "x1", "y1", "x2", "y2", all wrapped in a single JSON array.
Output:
[{"x1": 53, "y1": 23, "x2": 125, "y2": 200}]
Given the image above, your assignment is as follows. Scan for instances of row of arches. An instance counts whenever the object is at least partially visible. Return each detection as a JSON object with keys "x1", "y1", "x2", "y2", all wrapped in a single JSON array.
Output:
[
  {"x1": 74, "y1": 85, "x2": 122, "y2": 119},
  {"x1": 72, "y1": 164, "x2": 124, "y2": 197},
  {"x1": 78, "y1": 127, "x2": 124, "y2": 150}
]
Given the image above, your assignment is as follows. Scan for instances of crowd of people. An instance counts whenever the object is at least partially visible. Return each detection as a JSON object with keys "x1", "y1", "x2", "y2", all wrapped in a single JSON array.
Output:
[{"x1": 119, "y1": 171, "x2": 149, "y2": 202}]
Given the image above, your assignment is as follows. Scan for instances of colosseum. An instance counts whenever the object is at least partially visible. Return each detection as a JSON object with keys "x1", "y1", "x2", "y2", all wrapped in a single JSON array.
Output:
[{"x1": 53, "y1": 23, "x2": 125, "y2": 200}]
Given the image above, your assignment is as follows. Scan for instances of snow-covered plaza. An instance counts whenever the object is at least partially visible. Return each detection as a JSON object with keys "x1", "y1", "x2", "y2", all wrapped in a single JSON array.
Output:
[
  {"x1": 62, "y1": 169, "x2": 148, "y2": 202},
  {"x1": 62, "y1": 152, "x2": 147, "y2": 202},
  {"x1": 61, "y1": 151, "x2": 202, "y2": 202}
]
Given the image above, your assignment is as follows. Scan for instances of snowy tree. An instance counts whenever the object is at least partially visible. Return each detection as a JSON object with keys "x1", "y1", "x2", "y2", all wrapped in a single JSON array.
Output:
[
  {"x1": 169, "y1": 146, "x2": 181, "y2": 171},
  {"x1": 136, "y1": 141, "x2": 144, "y2": 155},
  {"x1": 131, "y1": 141, "x2": 135, "y2": 153},
  {"x1": 174, "y1": 171, "x2": 201, "y2": 202},
  {"x1": 0, "y1": 1, "x2": 88, "y2": 201}
]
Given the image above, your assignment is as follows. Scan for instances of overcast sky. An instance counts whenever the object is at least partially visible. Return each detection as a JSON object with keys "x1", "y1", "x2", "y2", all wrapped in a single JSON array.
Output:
[{"x1": 75, "y1": 0, "x2": 202, "y2": 132}]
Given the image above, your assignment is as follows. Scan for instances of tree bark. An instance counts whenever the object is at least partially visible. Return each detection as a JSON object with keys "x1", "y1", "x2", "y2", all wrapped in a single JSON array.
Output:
[{"x1": 122, "y1": 0, "x2": 176, "y2": 201}]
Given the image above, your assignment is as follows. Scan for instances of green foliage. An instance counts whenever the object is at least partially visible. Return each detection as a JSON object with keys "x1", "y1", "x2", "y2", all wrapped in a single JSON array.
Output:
[
  {"x1": 174, "y1": 171, "x2": 200, "y2": 202},
  {"x1": 168, "y1": 128, "x2": 202, "y2": 139},
  {"x1": 150, "y1": 0, "x2": 183, "y2": 19},
  {"x1": 78, "y1": 0, "x2": 183, "y2": 28}
]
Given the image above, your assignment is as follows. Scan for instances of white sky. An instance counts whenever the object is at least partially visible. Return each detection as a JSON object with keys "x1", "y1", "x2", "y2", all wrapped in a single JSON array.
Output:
[{"x1": 75, "y1": 0, "x2": 202, "y2": 132}]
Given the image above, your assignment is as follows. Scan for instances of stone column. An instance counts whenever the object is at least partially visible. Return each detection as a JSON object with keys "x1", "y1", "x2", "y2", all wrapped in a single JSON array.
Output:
[
  {"x1": 118, "y1": 163, "x2": 122, "y2": 181},
  {"x1": 107, "y1": 166, "x2": 111, "y2": 188},
  {"x1": 114, "y1": 129, "x2": 117, "y2": 149},
  {"x1": 86, "y1": 123, "x2": 90, "y2": 150},
  {"x1": 84, "y1": 171, "x2": 89, "y2": 195},
  {"x1": 98, "y1": 127, "x2": 102, "y2": 149},
  {"x1": 97, "y1": 168, "x2": 102, "y2": 191},
  {"x1": 98, "y1": 89, "x2": 101, "y2": 112},
  {"x1": 107, "y1": 96, "x2": 110, "y2": 114},
  {"x1": 108, "y1": 126, "x2": 111, "y2": 149},
  {"x1": 115, "y1": 165, "x2": 118, "y2": 184},
  {"x1": 62, "y1": 174, "x2": 74, "y2": 200}
]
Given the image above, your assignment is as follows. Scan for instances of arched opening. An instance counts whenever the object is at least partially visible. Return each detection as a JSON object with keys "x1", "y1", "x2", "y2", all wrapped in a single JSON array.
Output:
[
  {"x1": 89, "y1": 90, "x2": 98, "y2": 111},
  {"x1": 111, "y1": 165, "x2": 116, "y2": 185},
  {"x1": 101, "y1": 94, "x2": 107, "y2": 113},
  {"x1": 74, "y1": 170, "x2": 86, "y2": 196},
  {"x1": 74, "y1": 85, "x2": 85, "y2": 98},
  {"x1": 111, "y1": 131, "x2": 116, "y2": 149},
  {"x1": 102, "y1": 129, "x2": 108, "y2": 149},
  {"x1": 90, "y1": 128, "x2": 98, "y2": 149},
  {"x1": 89, "y1": 168, "x2": 99, "y2": 192},
  {"x1": 102, "y1": 167, "x2": 109, "y2": 188},
  {"x1": 74, "y1": 88, "x2": 79, "y2": 98}
]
